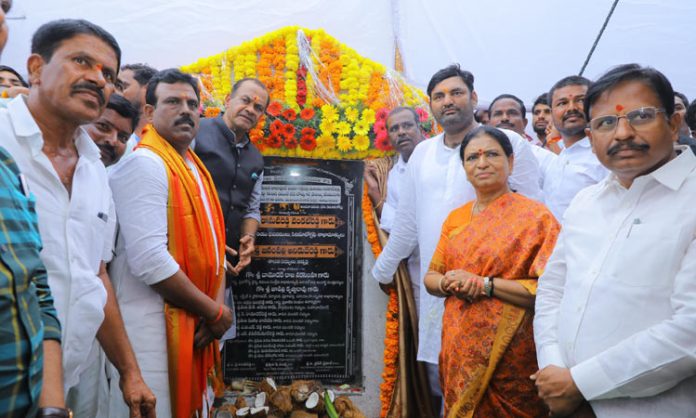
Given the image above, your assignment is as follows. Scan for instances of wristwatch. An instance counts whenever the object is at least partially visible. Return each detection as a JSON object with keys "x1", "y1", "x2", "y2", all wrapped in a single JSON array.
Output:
[{"x1": 36, "y1": 407, "x2": 73, "y2": 418}]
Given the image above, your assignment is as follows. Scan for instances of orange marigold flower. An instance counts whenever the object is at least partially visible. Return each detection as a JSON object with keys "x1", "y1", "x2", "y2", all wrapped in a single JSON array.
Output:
[
  {"x1": 281, "y1": 108, "x2": 297, "y2": 121},
  {"x1": 282, "y1": 123, "x2": 296, "y2": 138},
  {"x1": 284, "y1": 136, "x2": 298, "y2": 149},
  {"x1": 265, "y1": 132, "x2": 283, "y2": 148},
  {"x1": 299, "y1": 107, "x2": 315, "y2": 120},
  {"x1": 267, "y1": 101, "x2": 283, "y2": 117},
  {"x1": 300, "y1": 127, "x2": 316, "y2": 138},
  {"x1": 270, "y1": 119, "x2": 284, "y2": 134},
  {"x1": 300, "y1": 135, "x2": 317, "y2": 151},
  {"x1": 203, "y1": 107, "x2": 221, "y2": 118},
  {"x1": 249, "y1": 128, "x2": 264, "y2": 145}
]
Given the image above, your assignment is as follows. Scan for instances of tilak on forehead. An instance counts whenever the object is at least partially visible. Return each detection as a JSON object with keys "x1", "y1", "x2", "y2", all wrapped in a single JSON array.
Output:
[{"x1": 477, "y1": 148, "x2": 484, "y2": 156}]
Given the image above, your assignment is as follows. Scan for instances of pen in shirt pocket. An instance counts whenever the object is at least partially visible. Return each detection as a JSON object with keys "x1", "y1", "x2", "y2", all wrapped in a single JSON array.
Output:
[
  {"x1": 97, "y1": 212, "x2": 108, "y2": 223},
  {"x1": 626, "y1": 218, "x2": 641, "y2": 238}
]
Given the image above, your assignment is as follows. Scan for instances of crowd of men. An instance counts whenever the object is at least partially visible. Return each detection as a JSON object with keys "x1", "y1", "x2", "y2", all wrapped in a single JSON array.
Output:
[{"x1": 0, "y1": 5, "x2": 695, "y2": 418}]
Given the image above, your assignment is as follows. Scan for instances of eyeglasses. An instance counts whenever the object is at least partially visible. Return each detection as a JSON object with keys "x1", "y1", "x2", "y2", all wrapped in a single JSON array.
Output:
[{"x1": 589, "y1": 107, "x2": 666, "y2": 134}]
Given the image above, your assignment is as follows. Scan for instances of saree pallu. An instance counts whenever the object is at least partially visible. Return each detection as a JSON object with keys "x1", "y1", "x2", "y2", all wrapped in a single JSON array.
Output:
[{"x1": 429, "y1": 193, "x2": 560, "y2": 418}]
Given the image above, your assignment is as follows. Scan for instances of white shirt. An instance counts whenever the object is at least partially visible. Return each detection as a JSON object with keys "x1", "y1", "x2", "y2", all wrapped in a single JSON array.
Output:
[
  {"x1": 0, "y1": 96, "x2": 115, "y2": 390},
  {"x1": 107, "y1": 148, "x2": 220, "y2": 417},
  {"x1": 379, "y1": 155, "x2": 421, "y2": 308},
  {"x1": 529, "y1": 143, "x2": 557, "y2": 189},
  {"x1": 542, "y1": 137, "x2": 608, "y2": 220},
  {"x1": 371, "y1": 128, "x2": 542, "y2": 364},
  {"x1": 534, "y1": 146, "x2": 696, "y2": 417}
]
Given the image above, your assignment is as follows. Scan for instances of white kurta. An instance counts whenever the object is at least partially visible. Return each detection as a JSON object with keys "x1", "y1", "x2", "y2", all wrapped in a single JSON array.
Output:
[
  {"x1": 541, "y1": 137, "x2": 608, "y2": 221},
  {"x1": 0, "y1": 96, "x2": 115, "y2": 392},
  {"x1": 535, "y1": 146, "x2": 696, "y2": 417},
  {"x1": 107, "y1": 148, "x2": 220, "y2": 418},
  {"x1": 371, "y1": 128, "x2": 542, "y2": 364},
  {"x1": 378, "y1": 155, "x2": 421, "y2": 308}
]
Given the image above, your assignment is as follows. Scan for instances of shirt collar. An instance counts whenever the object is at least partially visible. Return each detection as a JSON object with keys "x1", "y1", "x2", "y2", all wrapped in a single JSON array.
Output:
[
  {"x1": 7, "y1": 95, "x2": 101, "y2": 162},
  {"x1": 647, "y1": 145, "x2": 695, "y2": 191},
  {"x1": 213, "y1": 116, "x2": 250, "y2": 148},
  {"x1": 605, "y1": 145, "x2": 695, "y2": 192},
  {"x1": 565, "y1": 136, "x2": 591, "y2": 151}
]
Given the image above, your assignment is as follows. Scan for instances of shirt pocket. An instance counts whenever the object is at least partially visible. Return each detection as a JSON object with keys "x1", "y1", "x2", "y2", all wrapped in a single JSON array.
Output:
[{"x1": 613, "y1": 223, "x2": 682, "y2": 288}]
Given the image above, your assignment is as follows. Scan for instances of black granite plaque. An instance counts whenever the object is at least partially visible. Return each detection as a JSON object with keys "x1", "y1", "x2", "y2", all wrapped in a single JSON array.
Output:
[{"x1": 223, "y1": 157, "x2": 363, "y2": 384}]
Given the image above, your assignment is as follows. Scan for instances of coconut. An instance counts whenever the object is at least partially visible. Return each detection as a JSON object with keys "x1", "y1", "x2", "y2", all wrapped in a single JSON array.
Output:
[
  {"x1": 258, "y1": 377, "x2": 278, "y2": 397},
  {"x1": 269, "y1": 387, "x2": 293, "y2": 414},
  {"x1": 250, "y1": 406, "x2": 270, "y2": 418},
  {"x1": 305, "y1": 392, "x2": 324, "y2": 413},
  {"x1": 255, "y1": 392, "x2": 268, "y2": 408},
  {"x1": 235, "y1": 396, "x2": 249, "y2": 409},
  {"x1": 289, "y1": 380, "x2": 313, "y2": 404}
]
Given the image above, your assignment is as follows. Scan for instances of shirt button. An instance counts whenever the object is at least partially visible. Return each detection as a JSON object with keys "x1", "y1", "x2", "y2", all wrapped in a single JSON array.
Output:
[
  {"x1": 233, "y1": 185, "x2": 237, "y2": 189},
  {"x1": 237, "y1": 164, "x2": 241, "y2": 168}
]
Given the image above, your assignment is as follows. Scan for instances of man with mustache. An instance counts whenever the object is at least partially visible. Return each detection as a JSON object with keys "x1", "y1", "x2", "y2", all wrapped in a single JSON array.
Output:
[
  {"x1": 108, "y1": 68, "x2": 232, "y2": 417},
  {"x1": 372, "y1": 64, "x2": 541, "y2": 416},
  {"x1": 0, "y1": 19, "x2": 155, "y2": 417},
  {"x1": 194, "y1": 78, "x2": 268, "y2": 345},
  {"x1": 84, "y1": 93, "x2": 138, "y2": 167},
  {"x1": 542, "y1": 76, "x2": 608, "y2": 220},
  {"x1": 489, "y1": 93, "x2": 557, "y2": 189},
  {"x1": 533, "y1": 63, "x2": 696, "y2": 417}
]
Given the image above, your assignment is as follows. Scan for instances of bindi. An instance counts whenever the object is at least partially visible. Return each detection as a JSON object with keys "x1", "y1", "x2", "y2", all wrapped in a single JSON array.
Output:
[
  {"x1": 615, "y1": 104, "x2": 624, "y2": 112},
  {"x1": 477, "y1": 148, "x2": 484, "y2": 157}
]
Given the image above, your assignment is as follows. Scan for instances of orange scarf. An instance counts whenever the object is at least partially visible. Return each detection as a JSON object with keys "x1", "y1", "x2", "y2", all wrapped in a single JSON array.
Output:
[{"x1": 138, "y1": 124, "x2": 226, "y2": 418}]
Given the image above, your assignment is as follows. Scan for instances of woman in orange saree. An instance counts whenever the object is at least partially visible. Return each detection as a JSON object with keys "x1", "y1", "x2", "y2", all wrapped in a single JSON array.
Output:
[{"x1": 425, "y1": 126, "x2": 560, "y2": 418}]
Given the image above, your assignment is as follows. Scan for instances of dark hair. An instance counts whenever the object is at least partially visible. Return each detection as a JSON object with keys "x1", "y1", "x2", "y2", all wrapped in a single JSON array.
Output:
[
  {"x1": 230, "y1": 78, "x2": 269, "y2": 108},
  {"x1": 31, "y1": 19, "x2": 121, "y2": 70},
  {"x1": 106, "y1": 93, "x2": 139, "y2": 132},
  {"x1": 584, "y1": 64, "x2": 675, "y2": 117},
  {"x1": 0, "y1": 65, "x2": 28, "y2": 87},
  {"x1": 488, "y1": 93, "x2": 526, "y2": 117},
  {"x1": 386, "y1": 106, "x2": 419, "y2": 129},
  {"x1": 548, "y1": 75, "x2": 591, "y2": 106},
  {"x1": 532, "y1": 93, "x2": 549, "y2": 111},
  {"x1": 427, "y1": 64, "x2": 475, "y2": 97},
  {"x1": 459, "y1": 125, "x2": 514, "y2": 161},
  {"x1": 474, "y1": 109, "x2": 489, "y2": 123},
  {"x1": 145, "y1": 68, "x2": 200, "y2": 106},
  {"x1": 121, "y1": 63, "x2": 157, "y2": 86},
  {"x1": 674, "y1": 91, "x2": 689, "y2": 108},
  {"x1": 685, "y1": 100, "x2": 696, "y2": 130}
]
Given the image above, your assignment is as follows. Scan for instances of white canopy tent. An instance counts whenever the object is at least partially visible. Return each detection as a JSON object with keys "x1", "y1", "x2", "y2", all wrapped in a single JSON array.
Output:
[{"x1": 3, "y1": 0, "x2": 695, "y2": 108}]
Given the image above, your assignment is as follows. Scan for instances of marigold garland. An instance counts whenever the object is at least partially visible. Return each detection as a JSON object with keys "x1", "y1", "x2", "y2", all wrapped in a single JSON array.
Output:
[
  {"x1": 181, "y1": 26, "x2": 439, "y2": 160},
  {"x1": 362, "y1": 186, "x2": 399, "y2": 418}
]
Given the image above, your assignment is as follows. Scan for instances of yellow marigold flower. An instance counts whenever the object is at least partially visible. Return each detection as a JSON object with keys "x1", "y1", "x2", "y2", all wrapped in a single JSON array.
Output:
[
  {"x1": 344, "y1": 107, "x2": 359, "y2": 122},
  {"x1": 316, "y1": 134, "x2": 334, "y2": 149},
  {"x1": 353, "y1": 119, "x2": 370, "y2": 136},
  {"x1": 321, "y1": 105, "x2": 339, "y2": 122},
  {"x1": 353, "y1": 135, "x2": 370, "y2": 151},
  {"x1": 337, "y1": 136, "x2": 352, "y2": 152},
  {"x1": 335, "y1": 121, "x2": 351, "y2": 136},
  {"x1": 319, "y1": 120, "x2": 336, "y2": 135},
  {"x1": 361, "y1": 108, "x2": 376, "y2": 124}
]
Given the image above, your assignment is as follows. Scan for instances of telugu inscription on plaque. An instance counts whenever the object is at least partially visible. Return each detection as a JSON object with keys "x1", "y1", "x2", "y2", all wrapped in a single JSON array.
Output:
[{"x1": 224, "y1": 157, "x2": 363, "y2": 384}]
